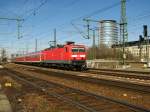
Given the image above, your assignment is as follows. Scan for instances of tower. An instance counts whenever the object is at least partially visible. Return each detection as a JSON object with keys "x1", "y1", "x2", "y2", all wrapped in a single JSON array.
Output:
[{"x1": 120, "y1": 0, "x2": 128, "y2": 42}]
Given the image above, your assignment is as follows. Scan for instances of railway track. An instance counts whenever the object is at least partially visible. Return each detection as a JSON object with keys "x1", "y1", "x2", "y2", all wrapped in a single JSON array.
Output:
[
  {"x1": 11, "y1": 63, "x2": 150, "y2": 80},
  {"x1": 5, "y1": 64, "x2": 150, "y2": 93},
  {"x1": 86, "y1": 69, "x2": 150, "y2": 81},
  {"x1": 0, "y1": 69, "x2": 83, "y2": 112},
  {"x1": 3, "y1": 68, "x2": 150, "y2": 112},
  {"x1": 93, "y1": 68, "x2": 150, "y2": 74}
]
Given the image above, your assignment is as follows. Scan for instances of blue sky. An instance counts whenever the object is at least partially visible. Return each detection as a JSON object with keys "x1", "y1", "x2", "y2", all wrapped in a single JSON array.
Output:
[{"x1": 0, "y1": 0, "x2": 150, "y2": 55}]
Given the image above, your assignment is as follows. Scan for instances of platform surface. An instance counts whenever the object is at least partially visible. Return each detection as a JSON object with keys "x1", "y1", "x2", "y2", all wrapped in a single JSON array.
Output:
[{"x1": 0, "y1": 84, "x2": 12, "y2": 112}]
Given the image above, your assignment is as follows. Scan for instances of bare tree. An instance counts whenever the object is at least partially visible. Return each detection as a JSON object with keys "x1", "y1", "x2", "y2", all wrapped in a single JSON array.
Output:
[
  {"x1": 87, "y1": 44, "x2": 136, "y2": 61},
  {"x1": 1, "y1": 49, "x2": 7, "y2": 63}
]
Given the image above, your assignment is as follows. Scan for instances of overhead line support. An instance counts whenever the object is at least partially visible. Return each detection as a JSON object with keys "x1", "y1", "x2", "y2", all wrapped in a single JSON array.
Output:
[{"x1": 0, "y1": 17, "x2": 24, "y2": 39}]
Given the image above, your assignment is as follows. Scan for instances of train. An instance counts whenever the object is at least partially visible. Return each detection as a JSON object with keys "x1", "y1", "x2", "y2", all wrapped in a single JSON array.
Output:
[{"x1": 13, "y1": 42, "x2": 87, "y2": 70}]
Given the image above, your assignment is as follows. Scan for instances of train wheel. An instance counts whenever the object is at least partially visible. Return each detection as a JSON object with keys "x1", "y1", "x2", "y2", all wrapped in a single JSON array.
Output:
[
  {"x1": 81, "y1": 65, "x2": 87, "y2": 71},
  {"x1": 65, "y1": 65, "x2": 70, "y2": 70},
  {"x1": 75, "y1": 66, "x2": 81, "y2": 71},
  {"x1": 69, "y1": 65, "x2": 74, "y2": 71}
]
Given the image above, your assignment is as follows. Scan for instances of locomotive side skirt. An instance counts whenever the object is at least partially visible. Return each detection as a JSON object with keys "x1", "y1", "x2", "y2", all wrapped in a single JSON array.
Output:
[{"x1": 43, "y1": 60, "x2": 86, "y2": 65}]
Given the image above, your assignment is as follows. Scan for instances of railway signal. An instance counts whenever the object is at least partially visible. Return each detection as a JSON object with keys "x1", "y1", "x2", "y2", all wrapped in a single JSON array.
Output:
[{"x1": 143, "y1": 25, "x2": 148, "y2": 37}]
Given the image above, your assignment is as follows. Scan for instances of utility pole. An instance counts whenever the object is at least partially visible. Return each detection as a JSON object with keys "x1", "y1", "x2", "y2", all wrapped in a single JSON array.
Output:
[
  {"x1": 54, "y1": 28, "x2": 57, "y2": 47},
  {"x1": 83, "y1": 18, "x2": 100, "y2": 59},
  {"x1": 120, "y1": 0, "x2": 128, "y2": 65},
  {"x1": 17, "y1": 19, "x2": 22, "y2": 39},
  {"x1": 0, "y1": 17, "x2": 24, "y2": 39},
  {"x1": 83, "y1": 18, "x2": 90, "y2": 39},
  {"x1": 83, "y1": 18, "x2": 100, "y2": 39},
  {"x1": 143, "y1": 25, "x2": 149, "y2": 67},
  {"x1": 120, "y1": 0, "x2": 128, "y2": 42},
  {"x1": 120, "y1": 23, "x2": 126, "y2": 65},
  {"x1": 35, "y1": 39, "x2": 38, "y2": 52},
  {"x1": 97, "y1": 27, "x2": 100, "y2": 47},
  {"x1": 139, "y1": 35, "x2": 143, "y2": 60},
  {"x1": 92, "y1": 29, "x2": 96, "y2": 59},
  {"x1": 87, "y1": 28, "x2": 97, "y2": 59},
  {"x1": 49, "y1": 29, "x2": 57, "y2": 47}
]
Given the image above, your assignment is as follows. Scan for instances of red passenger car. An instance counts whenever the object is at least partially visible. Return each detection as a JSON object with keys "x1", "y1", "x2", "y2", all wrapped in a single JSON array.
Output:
[{"x1": 14, "y1": 42, "x2": 87, "y2": 70}]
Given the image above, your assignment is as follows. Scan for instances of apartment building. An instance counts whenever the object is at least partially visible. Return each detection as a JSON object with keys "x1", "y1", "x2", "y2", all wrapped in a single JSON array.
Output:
[{"x1": 112, "y1": 39, "x2": 150, "y2": 60}]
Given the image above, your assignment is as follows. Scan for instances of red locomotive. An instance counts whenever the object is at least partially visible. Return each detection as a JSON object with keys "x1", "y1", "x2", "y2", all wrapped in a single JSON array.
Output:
[{"x1": 14, "y1": 42, "x2": 87, "y2": 70}]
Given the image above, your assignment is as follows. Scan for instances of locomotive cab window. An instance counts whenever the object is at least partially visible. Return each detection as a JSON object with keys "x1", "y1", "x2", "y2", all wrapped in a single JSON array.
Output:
[
  {"x1": 72, "y1": 48, "x2": 85, "y2": 52},
  {"x1": 72, "y1": 48, "x2": 78, "y2": 52},
  {"x1": 79, "y1": 48, "x2": 85, "y2": 52}
]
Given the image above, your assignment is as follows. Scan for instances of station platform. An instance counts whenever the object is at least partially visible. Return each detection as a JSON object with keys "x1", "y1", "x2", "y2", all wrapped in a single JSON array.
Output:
[
  {"x1": 87, "y1": 59, "x2": 150, "y2": 71},
  {"x1": 0, "y1": 84, "x2": 12, "y2": 112}
]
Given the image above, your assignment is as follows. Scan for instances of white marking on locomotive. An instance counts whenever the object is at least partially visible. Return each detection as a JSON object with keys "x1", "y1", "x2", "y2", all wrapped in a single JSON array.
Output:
[
  {"x1": 71, "y1": 55, "x2": 77, "y2": 57},
  {"x1": 80, "y1": 55, "x2": 85, "y2": 57}
]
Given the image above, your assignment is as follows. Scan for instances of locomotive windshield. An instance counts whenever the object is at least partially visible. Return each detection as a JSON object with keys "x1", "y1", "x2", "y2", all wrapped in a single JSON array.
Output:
[{"x1": 72, "y1": 48, "x2": 85, "y2": 52}]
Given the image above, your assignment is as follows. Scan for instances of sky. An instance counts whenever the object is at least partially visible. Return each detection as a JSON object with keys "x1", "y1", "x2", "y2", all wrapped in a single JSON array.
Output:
[{"x1": 0, "y1": 0, "x2": 150, "y2": 55}]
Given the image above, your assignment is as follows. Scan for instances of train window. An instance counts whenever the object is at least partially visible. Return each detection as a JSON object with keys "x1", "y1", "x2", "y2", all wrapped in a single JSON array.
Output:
[
  {"x1": 72, "y1": 48, "x2": 78, "y2": 52},
  {"x1": 72, "y1": 48, "x2": 85, "y2": 52},
  {"x1": 79, "y1": 48, "x2": 85, "y2": 52}
]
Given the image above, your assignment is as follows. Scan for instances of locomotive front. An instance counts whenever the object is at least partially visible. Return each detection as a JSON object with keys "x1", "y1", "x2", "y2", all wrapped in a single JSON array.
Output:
[{"x1": 70, "y1": 45, "x2": 87, "y2": 70}]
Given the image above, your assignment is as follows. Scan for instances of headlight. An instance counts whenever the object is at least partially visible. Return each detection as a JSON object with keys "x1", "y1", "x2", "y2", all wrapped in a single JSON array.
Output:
[
  {"x1": 80, "y1": 55, "x2": 85, "y2": 57},
  {"x1": 71, "y1": 55, "x2": 77, "y2": 57}
]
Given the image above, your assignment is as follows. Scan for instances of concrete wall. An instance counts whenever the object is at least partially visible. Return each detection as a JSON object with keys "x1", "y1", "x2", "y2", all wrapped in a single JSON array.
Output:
[{"x1": 87, "y1": 59, "x2": 120, "y2": 69}]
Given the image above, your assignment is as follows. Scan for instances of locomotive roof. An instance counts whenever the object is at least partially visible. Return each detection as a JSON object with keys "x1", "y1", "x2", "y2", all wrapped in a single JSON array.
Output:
[{"x1": 44, "y1": 44, "x2": 85, "y2": 51}]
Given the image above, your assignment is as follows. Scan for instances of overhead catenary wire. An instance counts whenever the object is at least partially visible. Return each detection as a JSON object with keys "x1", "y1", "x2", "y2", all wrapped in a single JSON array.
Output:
[
  {"x1": 71, "y1": 0, "x2": 132, "y2": 22},
  {"x1": 21, "y1": 0, "x2": 123, "y2": 42},
  {"x1": 19, "y1": 0, "x2": 145, "y2": 43},
  {"x1": 16, "y1": 0, "x2": 150, "y2": 50},
  {"x1": 56, "y1": 0, "x2": 124, "y2": 31},
  {"x1": 69, "y1": 1, "x2": 131, "y2": 40},
  {"x1": 22, "y1": 0, "x2": 48, "y2": 21},
  {"x1": 63, "y1": 0, "x2": 80, "y2": 8},
  {"x1": 126, "y1": 12, "x2": 150, "y2": 31}
]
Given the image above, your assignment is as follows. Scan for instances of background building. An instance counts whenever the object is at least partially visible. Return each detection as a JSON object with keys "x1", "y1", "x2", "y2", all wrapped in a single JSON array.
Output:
[
  {"x1": 100, "y1": 20, "x2": 118, "y2": 47},
  {"x1": 112, "y1": 39, "x2": 150, "y2": 61}
]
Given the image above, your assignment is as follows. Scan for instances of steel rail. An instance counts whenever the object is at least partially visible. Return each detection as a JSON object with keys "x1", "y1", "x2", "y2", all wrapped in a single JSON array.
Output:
[
  {"x1": 5, "y1": 68, "x2": 150, "y2": 112},
  {"x1": 5, "y1": 64, "x2": 150, "y2": 93},
  {"x1": 87, "y1": 69, "x2": 150, "y2": 80},
  {"x1": 92, "y1": 68, "x2": 150, "y2": 74},
  {"x1": 4, "y1": 70, "x2": 98, "y2": 112}
]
